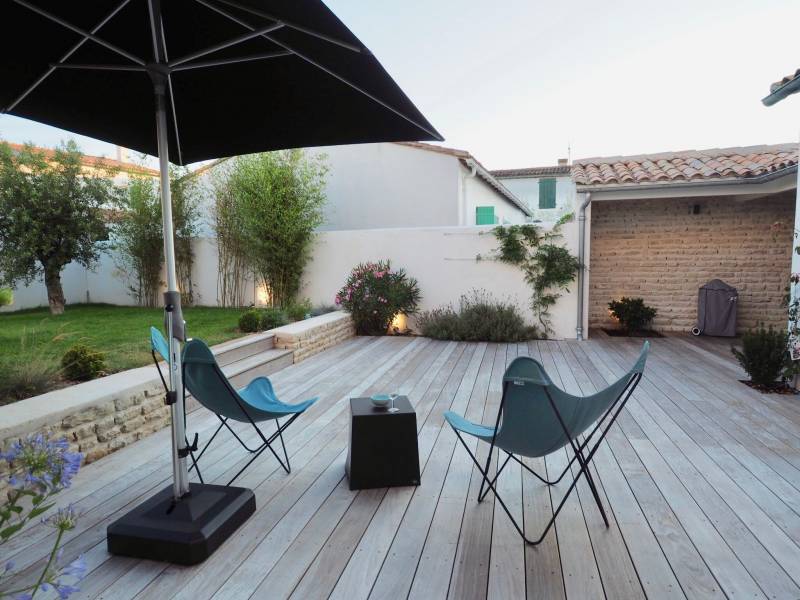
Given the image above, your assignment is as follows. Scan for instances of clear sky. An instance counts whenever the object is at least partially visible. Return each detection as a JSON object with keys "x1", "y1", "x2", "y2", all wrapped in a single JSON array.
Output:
[{"x1": 2, "y1": 0, "x2": 799, "y2": 170}]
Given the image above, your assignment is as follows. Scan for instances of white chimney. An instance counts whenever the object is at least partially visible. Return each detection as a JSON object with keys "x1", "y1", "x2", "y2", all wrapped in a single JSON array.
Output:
[{"x1": 116, "y1": 145, "x2": 130, "y2": 164}]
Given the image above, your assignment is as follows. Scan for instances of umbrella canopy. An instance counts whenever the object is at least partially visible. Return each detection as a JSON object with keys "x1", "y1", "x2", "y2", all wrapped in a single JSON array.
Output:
[
  {"x1": 2, "y1": 0, "x2": 442, "y2": 164},
  {"x1": 3, "y1": 0, "x2": 441, "y2": 514}
]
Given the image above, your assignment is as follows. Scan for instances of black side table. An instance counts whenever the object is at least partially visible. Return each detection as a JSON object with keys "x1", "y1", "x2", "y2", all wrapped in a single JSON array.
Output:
[{"x1": 345, "y1": 396, "x2": 421, "y2": 490}]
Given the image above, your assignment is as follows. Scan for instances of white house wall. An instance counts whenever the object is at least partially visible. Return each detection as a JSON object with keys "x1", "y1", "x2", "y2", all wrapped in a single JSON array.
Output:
[
  {"x1": 500, "y1": 175, "x2": 576, "y2": 222},
  {"x1": 459, "y1": 164, "x2": 526, "y2": 225},
  {"x1": 311, "y1": 142, "x2": 461, "y2": 230}
]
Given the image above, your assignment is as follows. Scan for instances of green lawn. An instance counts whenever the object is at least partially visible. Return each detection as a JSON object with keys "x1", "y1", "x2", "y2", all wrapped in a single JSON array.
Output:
[{"x1": 0, "y1": 303, "x2": 246, "y2": 403}]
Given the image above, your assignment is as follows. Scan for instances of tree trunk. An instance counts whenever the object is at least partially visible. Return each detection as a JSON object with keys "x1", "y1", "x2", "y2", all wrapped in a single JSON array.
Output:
[{"x1": 44, "y1": 267, "x2": 65, "y2": 315}]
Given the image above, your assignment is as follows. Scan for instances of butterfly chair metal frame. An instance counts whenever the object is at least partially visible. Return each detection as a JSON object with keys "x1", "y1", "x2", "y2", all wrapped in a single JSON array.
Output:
[
  {"x1": 449, "y1": 344, "x2": 647, "y2": 546},
  {"x1": 181, "y1": 338, "x2": 317, "y2": 487},
  {"x1": 187, "y1": 388, "x2": 299, "y2": 486},
  {"x1": 150, "y1": 328, "x2": 204, "y2": 483}
]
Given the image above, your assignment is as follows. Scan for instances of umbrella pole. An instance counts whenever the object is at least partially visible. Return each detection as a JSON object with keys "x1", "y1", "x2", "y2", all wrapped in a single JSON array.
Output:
[
  {"x1": 154, "y1": 78, "x2": 191, "y2": 500},
  {"x1": 107, "y1": 82, "x2": 256, "y2": 563}
]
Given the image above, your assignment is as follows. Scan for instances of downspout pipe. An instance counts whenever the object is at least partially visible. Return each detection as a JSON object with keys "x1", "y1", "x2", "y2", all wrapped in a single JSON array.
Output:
[{"x1": 576, "y1": 192, "x2": 592, "y2": 341}]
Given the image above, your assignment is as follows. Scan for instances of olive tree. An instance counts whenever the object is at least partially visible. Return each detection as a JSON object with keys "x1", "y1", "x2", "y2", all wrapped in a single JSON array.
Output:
[{"x1": 0, "y1": 141, "x2": 117, "y2": 314}]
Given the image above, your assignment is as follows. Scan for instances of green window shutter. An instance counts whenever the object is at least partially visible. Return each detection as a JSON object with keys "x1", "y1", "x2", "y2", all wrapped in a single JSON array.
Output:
[
  {"x1": 538, "y1": 178, "x2": 556, "y2": 209},
  {"x1": 476, "y1": 206, "x2": 495, "y2": 225}
]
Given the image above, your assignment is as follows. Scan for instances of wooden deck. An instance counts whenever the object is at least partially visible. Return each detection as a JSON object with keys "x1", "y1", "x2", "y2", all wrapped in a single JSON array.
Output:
[{"x1": 7, "y1": 335, "x2": 800, "y2": 599}]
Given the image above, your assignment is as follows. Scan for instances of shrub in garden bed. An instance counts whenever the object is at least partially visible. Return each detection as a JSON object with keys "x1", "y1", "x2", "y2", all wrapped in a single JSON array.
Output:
[
  {"x1": 417, "y1": 290, "x2": 539, "y2": 342},
  {"x1": 260, "y1": 307, "x2": 288, "y2": 330},
  {"x1": 732, "y1": 324, "x2": 793, "y2": 392},
  {"x1": 61, "y1": 344, "x2": 107, "y2": 381},
  {"x1": 607, "y1": 297, "x2": 658, "y2": 335},
  {"x1": 238, "y1": 307, "x2": 289, "y2": 332},
  {"x1": 336, "y1": 260, "x2": 421, "y2": 335},
  {"x1": 238, "y1": 308, "x2": 262, "y2": 333},
  {"x1": 284, "y1": 298, "x2": 312, "y2": 322}
]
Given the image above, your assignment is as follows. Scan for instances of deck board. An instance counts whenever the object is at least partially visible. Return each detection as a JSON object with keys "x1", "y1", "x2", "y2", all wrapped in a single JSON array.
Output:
[{"x1": 9, "y1": 334, "x2": 800, "y2": 600}]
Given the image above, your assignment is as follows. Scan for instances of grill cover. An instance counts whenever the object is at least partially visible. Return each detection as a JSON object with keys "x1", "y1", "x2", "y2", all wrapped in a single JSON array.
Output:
[{"x1": 696, "y1": 279, "x2": 738, "y2": 336}]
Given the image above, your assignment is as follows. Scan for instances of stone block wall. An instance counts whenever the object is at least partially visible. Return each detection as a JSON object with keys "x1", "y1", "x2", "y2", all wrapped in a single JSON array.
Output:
[
  {"x1": 272, "y1": 311, "x2": 355, "y2": 363},
  {"x1": 589, "y1": 192, "x2": 794, "y2": 333}
]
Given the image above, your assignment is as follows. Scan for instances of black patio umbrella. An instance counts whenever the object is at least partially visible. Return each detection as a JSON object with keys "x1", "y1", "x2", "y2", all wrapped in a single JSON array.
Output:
[{"x1": 3, "y1": 0, "x2": 441, "y2": 564}]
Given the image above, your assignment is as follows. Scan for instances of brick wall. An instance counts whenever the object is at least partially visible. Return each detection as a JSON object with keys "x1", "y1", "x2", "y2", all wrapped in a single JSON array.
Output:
[{"x1": 589, "y1": 192, "x2": 794, "y2": 333}]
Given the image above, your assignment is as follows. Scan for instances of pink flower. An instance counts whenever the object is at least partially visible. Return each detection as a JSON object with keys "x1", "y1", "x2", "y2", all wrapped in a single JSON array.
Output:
[
  {"x1": 374, "y1": 270, "x2": 385, "y2": 278},
  {"x1": 334, "y1": 295, "x2": 341, "y2": 305}
]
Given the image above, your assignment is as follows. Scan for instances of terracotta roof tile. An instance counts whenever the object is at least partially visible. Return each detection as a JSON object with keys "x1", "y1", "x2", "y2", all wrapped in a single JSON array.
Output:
[
  {"x1": 490, "y1": 165, "x2": 571, "y2": 178},
  {"x1": 572, "y1": 143, "x2": 797, "y2": 186},
  {"x1": 5, "y1": 142, "x2": 159, "y2": 177}
]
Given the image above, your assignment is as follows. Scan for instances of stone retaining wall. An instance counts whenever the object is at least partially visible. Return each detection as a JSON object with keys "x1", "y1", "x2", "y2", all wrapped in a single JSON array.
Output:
[
  {"x1": 0, "y1": 313, "x2": 353, "y2": 493},
  {"x1": 272, "y1": 311, "x2": 355, "y2": 363}
]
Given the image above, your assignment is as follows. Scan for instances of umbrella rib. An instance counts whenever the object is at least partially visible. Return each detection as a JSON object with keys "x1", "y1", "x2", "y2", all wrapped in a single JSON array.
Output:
[
  {"x1": 168, "y1": 22, "x2": 285, "y2": 68},
  {"x1": 3, "y1": 0, "x2": 133, "y2": 113},
  {"x1": 157, "y1": 13, "x2": 185, "y2": 167},
  {"x1": 195, "y1": 0, "x2": 443, "y2": 141},
  {"x1": 12, "y1": 0, "x2": 145, "y2": 67},
  {"x1": 147, "y1": 0, "x2": 165, "y2": 63},
  {"x1": 170, "y1": 51, "x2": 292, "y2": 72},
  {"x1": 167, "y1": 73, "x2": 184, "y2": 165},
  {"x1": 50, "y1": 64, "x2": 147, "y2": 72},
  {"x1": 212, "y1": 0, "x2": 363, "y2": 54}
]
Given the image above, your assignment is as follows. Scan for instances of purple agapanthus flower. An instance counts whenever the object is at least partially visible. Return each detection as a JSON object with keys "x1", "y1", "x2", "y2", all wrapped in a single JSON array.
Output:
[{"x1": 2, "y1": 434, "x2": 82, "y2": 493}]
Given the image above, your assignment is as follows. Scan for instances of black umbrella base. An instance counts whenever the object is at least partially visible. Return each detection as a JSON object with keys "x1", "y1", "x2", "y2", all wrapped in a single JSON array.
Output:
[{"x1": 107, "y1": 483, "x2": 255, "y2": 565}]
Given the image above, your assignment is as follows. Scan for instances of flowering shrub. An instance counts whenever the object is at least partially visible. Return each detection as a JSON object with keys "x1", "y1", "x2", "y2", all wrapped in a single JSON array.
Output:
[
  {"x1": 335, "y1": 261, "x2": 421, "y2": 335},
  {"x1": 0, "y1": 434, "x2": 86, "y2": 599}
]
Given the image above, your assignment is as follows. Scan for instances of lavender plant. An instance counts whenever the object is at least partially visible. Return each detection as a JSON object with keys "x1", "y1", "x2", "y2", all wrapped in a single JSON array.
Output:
[{"x1": 0, "y1": 434, "x2": 86, "y2": 599}]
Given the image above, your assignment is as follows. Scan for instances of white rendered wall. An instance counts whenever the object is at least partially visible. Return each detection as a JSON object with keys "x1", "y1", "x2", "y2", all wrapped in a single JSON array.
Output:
[
  {"x1": 3, "y1": 225, "x2": 581, "y2": 340},
  {"x1": 298, "y1": 222, "x2": 580, "y2": 340}
]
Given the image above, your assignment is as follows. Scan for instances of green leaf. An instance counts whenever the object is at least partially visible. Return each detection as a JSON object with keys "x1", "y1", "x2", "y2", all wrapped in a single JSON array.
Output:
[
  {"x1": 27, "y1": 503, "x2": 55, "y2": 519},
  {"x1": 0, "y1": 522, "x2": 24, "y2": 539}
]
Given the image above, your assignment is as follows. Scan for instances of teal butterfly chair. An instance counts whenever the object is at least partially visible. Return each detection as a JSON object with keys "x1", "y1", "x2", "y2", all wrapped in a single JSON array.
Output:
[
  {"x1": 445, "y1": 342, "x2": 648, "y2": 545},
  {"x1": 182, "y1": 338, "x2": 317, "y2": 486}
]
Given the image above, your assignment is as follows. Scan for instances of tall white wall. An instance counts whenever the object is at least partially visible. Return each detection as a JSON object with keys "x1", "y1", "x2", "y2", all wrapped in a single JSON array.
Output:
[
  {"x1": 298, "y1": 223, "x2": 580, "y2": 340},
  {"x1": 3, "y1": 224, "x2": 581, "y2": 340}
]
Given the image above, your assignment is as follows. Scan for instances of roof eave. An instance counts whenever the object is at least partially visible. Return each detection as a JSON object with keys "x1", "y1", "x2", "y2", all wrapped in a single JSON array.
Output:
[
  {"x1": 463, "y1": 158, "x2": 534, "y2": 217},
  {"x1": 763, "y1": 77, "x2": 800, "y2": 106}
]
